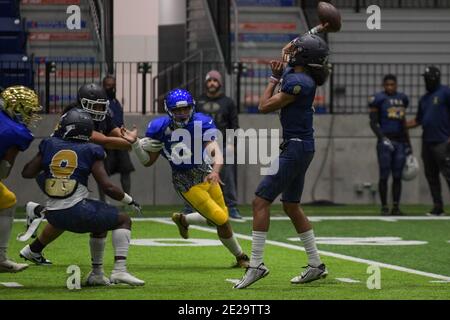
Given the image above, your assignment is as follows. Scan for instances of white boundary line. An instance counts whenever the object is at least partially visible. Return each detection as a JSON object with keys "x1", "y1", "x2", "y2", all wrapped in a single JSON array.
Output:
[
  {"x1": 12, "y1": 217, "x2": 450, "y2": 281},
  {"x1": 148, "y1": 217, "x2": 450, "y2": 282}
]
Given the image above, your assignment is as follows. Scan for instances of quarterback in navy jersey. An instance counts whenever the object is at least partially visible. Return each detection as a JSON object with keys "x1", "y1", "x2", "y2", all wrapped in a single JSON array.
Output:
[
  {"x1": 122, "y1": 88, "x2": 249, "y2": 269},
  {"x1": 235, "y1": 34, "x2": 329, "y2": 289},
  {"x1": 0, "y1": 86, "x2": 41, "y2": 273},
  {"x1": 408, "y1": 66, "x2": 450, "y2": 216},
  {"x1": 21, "y1": 109, "x2": 144, "y2": 286},
  {"x1": 369, "y1": 74, "x2": 411, "y2": 216}
]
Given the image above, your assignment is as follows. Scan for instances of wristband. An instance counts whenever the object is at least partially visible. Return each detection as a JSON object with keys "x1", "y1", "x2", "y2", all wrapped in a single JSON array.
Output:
[
  {"x1": 121, "y1": 193, "x2": 133, "y2": 205},
  {"x1": 269, "y1": 76, "x2": 280, "y2": 84}
]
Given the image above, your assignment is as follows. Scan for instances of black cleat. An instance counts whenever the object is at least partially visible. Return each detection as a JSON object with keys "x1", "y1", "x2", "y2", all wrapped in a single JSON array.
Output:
[
  {"x1": 380, "y1": 206, "x2": 390, "y2": 216},
  {"x1": 390, "y1": 207, "x2": 404, "y2": 216},
  {"x1": 426, "y1": 207, "x2": 445, "y2": 216}
]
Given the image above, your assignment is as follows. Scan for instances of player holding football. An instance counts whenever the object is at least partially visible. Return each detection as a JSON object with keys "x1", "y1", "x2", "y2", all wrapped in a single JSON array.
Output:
[
  {"x1": 369, "y1": 74, "x2": 411, "y2": 216},
  {"x1": 21, "y1": 83, "x2": 134, "y2": 270},
  {"x1": 21, "y1": 108, "x2": 144, "y2": 286},
  {"x1": 234, "y1": 34, "x2": 330, "y2": 289},
  {"x1": 121, "y1": 88, "x2": 250, "y2": 268},
  {"x1": 0, "y1": 86, "x2": 41, "y2": 273}
]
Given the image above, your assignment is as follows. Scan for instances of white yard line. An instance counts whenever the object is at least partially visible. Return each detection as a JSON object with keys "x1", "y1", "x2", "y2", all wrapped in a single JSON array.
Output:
[
  {"x1": 335, "y1": 278, "x2": 361, "y2": 283},
  {"x1": 0, "y1": 282, "x2": 23, "y2": 288},
  {"x1": 148, "y1": 217, "x2": 450, "y2": 282},
  {"x1": 12, "y1": 216, "x2": 450, "y2": 281}
]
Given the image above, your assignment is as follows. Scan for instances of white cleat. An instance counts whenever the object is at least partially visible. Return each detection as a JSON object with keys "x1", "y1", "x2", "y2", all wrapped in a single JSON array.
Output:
[
  {"x1": 290, "y1": 264, "x2": 328, "y2": 284},
  {"x1": 233, "y1": 263, "x2": 270, "y2": 289},
  {"x1": 84, "y1": 271, "x2": 111, "y2": 287},
  {"x1": 110, "y1": 271, "x2": 145, "y2": 286},
  {"x1": 0, "y1": 259, "x2": 29, "y2": 273},
  {"x1": 19, "y1": 245, "x2": 52, "y2": 265}
]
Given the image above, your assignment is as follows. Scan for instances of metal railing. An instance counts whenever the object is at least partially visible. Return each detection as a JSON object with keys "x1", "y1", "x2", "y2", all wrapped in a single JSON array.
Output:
[
  {"x1": 3, "y1": 60, "x2": 449, "y2": 115},
  {"x1": 326, "y1": 0, "x2": 450, "y2": 11}
]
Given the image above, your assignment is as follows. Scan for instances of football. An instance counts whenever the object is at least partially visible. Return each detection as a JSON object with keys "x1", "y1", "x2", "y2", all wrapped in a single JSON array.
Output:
[{"x1": 317, "y1": 1, "x2": 342, "y2": 32}]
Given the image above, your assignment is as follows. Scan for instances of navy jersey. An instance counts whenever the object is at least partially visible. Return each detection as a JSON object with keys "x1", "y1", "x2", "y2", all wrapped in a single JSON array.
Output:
[
  {"x1": 279, "y1": 67, "x2": 316, "y2": 142},
  {"x1": 145, "y1": 113, "x2": 217, "y2": 171},
  {"x1": 0, "y1": 110, "x2": 34, "y2": 159},
  {"x1": 37, "y1": 137, "x2": 105, "y2": 194},
  {"x1": 369, "y1": 91, "x2": 409, "y2": 139},
  {"x1": 416, "y1": 85, "x2": 450, "y2": 143}
]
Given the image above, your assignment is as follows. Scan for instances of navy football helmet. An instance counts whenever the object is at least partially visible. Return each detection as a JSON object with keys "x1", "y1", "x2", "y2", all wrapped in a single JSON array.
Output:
[
  {"x1": 288, "y1": 34, "x2": 329, "y2": 67},
  {"x1": 77, "y1": 83, "x2": 109, "y2": 121},
  {"x1": 164, "y1": 88, "x2": 195, "y2": 128},
  {"x1": 59, "y1": 108, "x2": 94, "y2": 142}
]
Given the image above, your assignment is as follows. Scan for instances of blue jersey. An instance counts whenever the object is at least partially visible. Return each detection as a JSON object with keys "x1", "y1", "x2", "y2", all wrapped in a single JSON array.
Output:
[
  {"x1": 0, "y1": 110, "x2": 34, "y2": 159},
  {"x1": 369, "y1": 91, "x2": 409, "y2": 139},
  {"x1": 279, "y1": 67, "x2": 316, "y2": 142},
  {"x1": 37, "y1": 137, "x2": 105, "y2": 194},
  {"x1": 146, "y1": 113, "x2": 218, "y2": 171},
  {"x1": 416, "y1": 85, "x2": 450, "y2": 144}
]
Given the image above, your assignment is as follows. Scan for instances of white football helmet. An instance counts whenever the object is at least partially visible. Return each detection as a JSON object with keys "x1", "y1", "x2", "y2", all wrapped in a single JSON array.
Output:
[{"x1": 402, "y1": 154, "x2": 419, "y2": 181}]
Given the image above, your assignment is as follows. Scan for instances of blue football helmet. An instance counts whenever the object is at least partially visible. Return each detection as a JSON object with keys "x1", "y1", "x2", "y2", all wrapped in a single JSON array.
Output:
[{"x1": 164, "y1": 88, "x2": 195, "y2": 128}]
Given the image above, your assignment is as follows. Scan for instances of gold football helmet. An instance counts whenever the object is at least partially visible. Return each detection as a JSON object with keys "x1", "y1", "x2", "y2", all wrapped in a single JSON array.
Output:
[{"x1": 0, "y1": 86, "x2": 42, "y2": 126}]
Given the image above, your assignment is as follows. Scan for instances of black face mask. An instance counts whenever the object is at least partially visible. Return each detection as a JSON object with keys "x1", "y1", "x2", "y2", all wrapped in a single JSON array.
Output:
[
  {"x1": 105, "y1": 87, "x2": 116, "y2": 99},
  {"x1": 424, "y1": 77, "x2": 440, "y2": 93}
]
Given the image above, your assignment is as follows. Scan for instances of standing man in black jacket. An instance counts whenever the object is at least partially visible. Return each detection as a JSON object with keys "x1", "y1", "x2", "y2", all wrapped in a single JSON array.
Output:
[{"x1": 182, "y1": 70, "x2": 242, "y2": 220}]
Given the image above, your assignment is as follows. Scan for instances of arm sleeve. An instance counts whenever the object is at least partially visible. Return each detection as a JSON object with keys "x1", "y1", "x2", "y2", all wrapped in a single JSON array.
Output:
[{"x1": 369, "y1": 110, "x2": 384, "y2": 140}]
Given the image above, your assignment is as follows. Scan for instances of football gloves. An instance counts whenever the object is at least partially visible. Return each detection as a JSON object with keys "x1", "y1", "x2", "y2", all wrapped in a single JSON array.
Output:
[
  {"x1": 128, "y1": 199, "x2": 142, "y2": 216},
  {"x1": 382, "y1": 137, "x2": 395, "y2": 152},
  {"x1": 140, "y1": 137, "x2": 164, "y2": 153}
]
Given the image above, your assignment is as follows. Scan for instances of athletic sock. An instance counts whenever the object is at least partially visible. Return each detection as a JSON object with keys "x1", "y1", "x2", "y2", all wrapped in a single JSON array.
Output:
[
  {"x1": 29, "y1": 238, "x2": 45, "y2": 254},
  {"x1": 0, "y1": 208, "x2": 14, "y2": 262},
  {"x1": 299, "y1": 229, "x2": 322, "y2": 267},
  {"x1": 112, "y1": 229, "x2": 130, "y2": 272},
  {"x1": 90, "y1": 237, "x2": 106, "y2": 275},
  {"x1": 392, "y1": 178, "x2": 402, "y2": 205},
  {"x1": 219, "y1": 235, "x2": 243, "y2": 257},
  {"x1": 250, "y1": 231, "x2": 267, "y2": 268},
  {"x1": 184, "y1": 212, "x2": 208, "y2": 226},
  {"x1": 379, "y1": 179, "x2": 388, "y2": 207}
]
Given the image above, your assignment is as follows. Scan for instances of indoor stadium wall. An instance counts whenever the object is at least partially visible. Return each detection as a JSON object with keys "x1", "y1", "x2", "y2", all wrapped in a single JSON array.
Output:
[{"x1": 8, "y1": 114, "x2": 450, "y2": 207}]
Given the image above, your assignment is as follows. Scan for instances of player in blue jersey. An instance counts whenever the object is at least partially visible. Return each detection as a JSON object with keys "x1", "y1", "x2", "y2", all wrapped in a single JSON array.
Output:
[
  {"x1": 234, "y1": 34, "x2": 329, "y2": 289},
  {"x1": 0, "y1": 86, "x2": 41, "y2": 273},
  {"x1": 369, "y1": 74, "x2": 411, "y2": 216},
  {"x1": 407, "y1": 66, "x2": 450, "y2": 216},
  {"x1": 121, "y1": 88, "x2": 250, "y2": 268},
  {"x1": 21, "y1": 108, "x2": 144, "y2": 286}
]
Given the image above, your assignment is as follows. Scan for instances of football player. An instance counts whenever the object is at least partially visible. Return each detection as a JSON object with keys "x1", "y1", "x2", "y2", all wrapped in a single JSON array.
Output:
[
  {"x1": 21, "y1": 108, "x2": 144, "y2": 286},
  {"x1": 121, "y1": 88, "x2": 249, "y2": 268},
  {"x1": 234, "y1": 34, "x2": 329, "y2": 289},
  {"x1": 0, "y1": 86, "x2": 41, "y2": 273},
  {"x1": 21, "y1": 83, "x2": 132, "y2": 266},
  {"x1": 369, "y1": 74, "x2": 411, "y2": 216}
]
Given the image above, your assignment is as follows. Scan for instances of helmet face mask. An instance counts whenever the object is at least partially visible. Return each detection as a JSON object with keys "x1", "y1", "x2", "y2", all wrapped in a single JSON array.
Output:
[
  {"x1": 80, "y1": 97, "x2": 109, "y2": 121},
  {"x1": 164, "y1": 89, "x2": 195, "y2": 128},
  {"x1": 77, "y1": 83, "x2": 109, "y2": 122},
  {"x1": 0, "y1": 86, "x2": 42, "y2": 127}
]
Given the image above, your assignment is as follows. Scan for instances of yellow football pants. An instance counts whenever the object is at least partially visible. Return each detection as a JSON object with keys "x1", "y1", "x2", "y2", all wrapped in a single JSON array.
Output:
[
  {"x1": 0, "y1": 182, "x2": 17, "y2": 210},
  {"x1": 181, "y1": 181, "x2": 229, "y2": 226}
]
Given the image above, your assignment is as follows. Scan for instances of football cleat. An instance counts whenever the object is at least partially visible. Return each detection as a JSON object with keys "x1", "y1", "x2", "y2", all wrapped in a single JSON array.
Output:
[
  {"x1": 84, "y1": 271, "x2": 111, "y2": 286},
  {"x1": 110, "y1": 271, "x2": 145, "y2": 286},
  {"x1": 233, "y1": 263, "x2": 270, "y2": 289},
  {"x1": 380, "y1": 206, "x2": 389, "y2": 216},
  {"x1": 19, "y1": 245, "x2": 52, "y2": 265},
  {"x1": 172, "y1": 212, "x2": 189, "y2": 239},
  {"x1": 426, "y1": 207, "x2": 445, "y2": 216},
  {"x1": 290, "y1": 264, "x2": 328, "y2": 284},
  {"x1": 228, "y1": 207, "x2": 243, "y2": 221},
  {"x1": 232, "y1": 253, "x2": 250, "y2": 268},
  {"x1": 0, "y1": 259, "x2": 29, "y2": 273},
  {"x1": 25, "y1": 201, "x2": 45, "y2": 239},
  {"x1": 390, "y1": 207, "x2": 404, "y2": 216}
]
